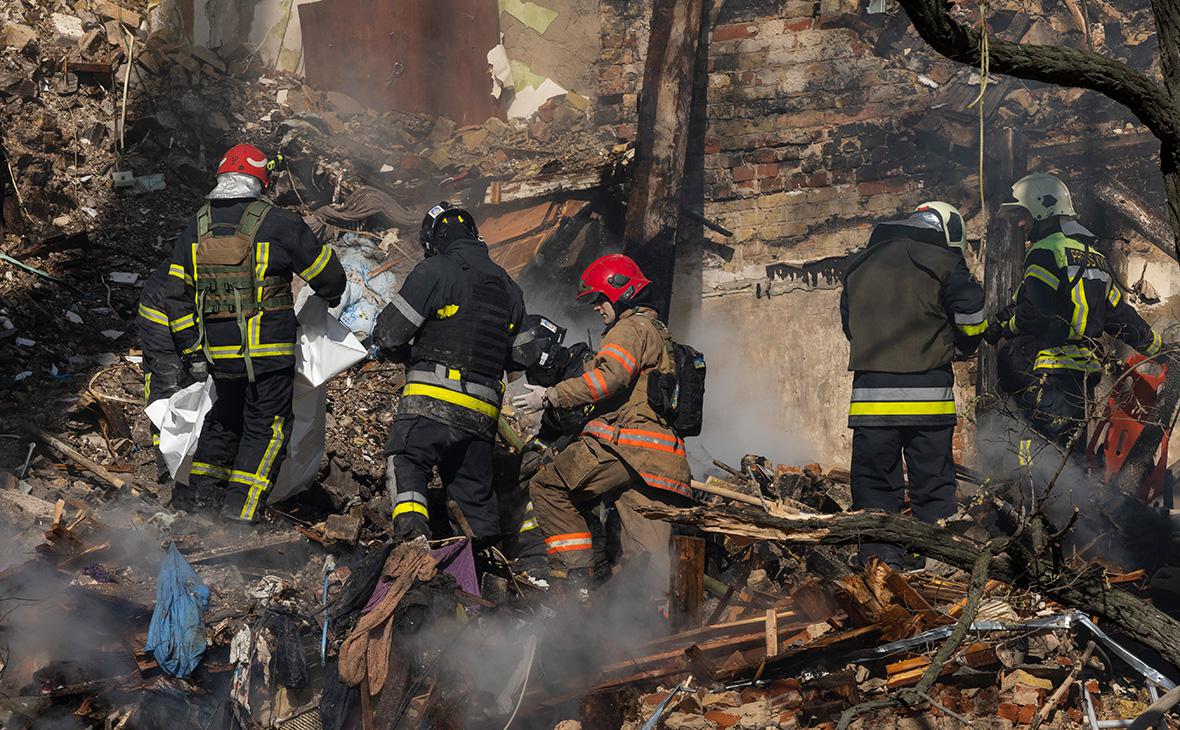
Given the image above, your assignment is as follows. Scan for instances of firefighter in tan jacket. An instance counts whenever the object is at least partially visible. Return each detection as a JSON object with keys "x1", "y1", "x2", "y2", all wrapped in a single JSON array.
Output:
[{"x1": 512, "y1": 254, "x2": 693, "y2": 586}]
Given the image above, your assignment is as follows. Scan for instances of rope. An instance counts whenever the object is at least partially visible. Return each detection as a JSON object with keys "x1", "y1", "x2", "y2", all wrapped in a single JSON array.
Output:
[{"x1": 967, "y1": 0, "x2": 991, "y2": 226}]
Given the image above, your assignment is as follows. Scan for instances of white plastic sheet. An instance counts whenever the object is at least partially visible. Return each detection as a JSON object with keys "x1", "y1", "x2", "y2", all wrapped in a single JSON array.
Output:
[
  {"x1": 149, "y1": 295, "x2": 368, "y2": 497},
  {"x1": 146, "y1": 378, "x2": 216, "y2": 483}
]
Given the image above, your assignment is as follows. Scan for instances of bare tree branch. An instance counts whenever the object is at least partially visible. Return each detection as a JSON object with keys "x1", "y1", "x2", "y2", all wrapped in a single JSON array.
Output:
[{"x1": 894, "y1": 0, "x2": 1180, "y2": 146}]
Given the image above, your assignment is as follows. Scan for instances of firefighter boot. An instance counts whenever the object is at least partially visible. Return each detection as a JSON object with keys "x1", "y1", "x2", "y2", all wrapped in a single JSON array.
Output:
[{"x1": 393, "y1": 512, "x2": 432, "y2": 543}]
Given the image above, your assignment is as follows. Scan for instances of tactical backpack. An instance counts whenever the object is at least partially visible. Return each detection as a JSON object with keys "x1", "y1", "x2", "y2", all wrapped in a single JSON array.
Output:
[
  {"x1": 648, "y1": 322, "x2": 707, "y2": 438},
  {"x1": 193, "y1": 200, "x2": 293, "y2": 381}
]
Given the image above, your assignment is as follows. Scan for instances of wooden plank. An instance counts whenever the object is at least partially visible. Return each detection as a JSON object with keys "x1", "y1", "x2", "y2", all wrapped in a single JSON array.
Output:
[
  {"x1": 765, "y1": 609, "x2": 778, "y2": 657},
  {"x1": 33, "y1": 429, "x2": 126, "y2": 490},
  {"x1": 669, "y1": 535, "x2": 705, "y2": 630}
]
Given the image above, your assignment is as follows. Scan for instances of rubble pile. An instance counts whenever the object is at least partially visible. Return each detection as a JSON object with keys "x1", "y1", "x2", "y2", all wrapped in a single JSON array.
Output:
[
  {"x1": 3, "y1": 3, "x2": 1180, "y2": 730},
  {"x1": 0, "y1": 0, "x2": 623, "y2": 489}
]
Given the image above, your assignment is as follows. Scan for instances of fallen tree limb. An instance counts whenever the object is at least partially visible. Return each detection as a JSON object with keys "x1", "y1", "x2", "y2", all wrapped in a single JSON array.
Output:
[
  {"x1": 638, "y1": 503, "x2": 1180, "y2": 671},
  {"x1": 32, "y1": 428, "x2": 126, "y2": 491},
  {"x1": 1129, "y1": 684, "x2": 1180, "y2": 730}
]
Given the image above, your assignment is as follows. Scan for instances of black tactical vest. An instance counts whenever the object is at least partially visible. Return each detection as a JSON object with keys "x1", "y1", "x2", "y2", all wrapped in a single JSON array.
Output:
[{"x1": 411, "y1": 261, "x2": 514, "y2": 381}]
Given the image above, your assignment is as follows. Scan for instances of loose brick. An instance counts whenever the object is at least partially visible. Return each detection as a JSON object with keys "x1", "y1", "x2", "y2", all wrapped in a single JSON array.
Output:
[
  {"x1": 705, "y1": 710, "x2": 740, "y2": 728},
  {"x1": 857, "y1": 178, "x2": 907, "y2": 196},
  {"x1": 713, "y1": 23, "x2": 759, "y2": 41},
  {"x1": 996, "y1": 703, "x2": 1020, "y2": 723}
]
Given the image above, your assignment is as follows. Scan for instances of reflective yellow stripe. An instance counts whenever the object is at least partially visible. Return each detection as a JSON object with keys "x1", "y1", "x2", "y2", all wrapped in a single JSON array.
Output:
[
  {"x1": 1025, "y1": 264, "x2": 1060, "y2": 289},
  {"x1": 144, "y1": 373, "x2": 151, "y2": 403},
  {"x1": 436, "y1": 304, "x2": 459, "y2": 319},
  {"x1": 402, "y1": 383, "x2": 501, "y2": 418},
  {"x1": 1018, "y1": 439, "x2": 1033, "y2": 466},
  {"x1": 1070, "y1": 281, "x2": 1089, "y2": 340},
  {"x1": 848, "y1": 401, "x2": 956, "y2": 416},
  {"x1": 240, "y1": 415, "x2": 285, "y2": 521},
  {"x1": 191, "y1": 461, "x2": 231, "y2": 479},
  {"x1": 956, "y1": 320, "x2": 989, "y2": 337},
  {"x1": 1147, "y1": 331, "x2": 1163, "y2": 357},
  {"x1": 170, "y1": 313, "x2": 195, "y2": 332},
  {"x1": 299, "y1": 245, "x2": 333, "y2": 281},
  {"x1": 393, "y1": 501, "x2": 429, "y2": 518},
  {"x1": 138, "y1": 303, "x2": 169, "y2": 326},
  {"x1": 1108, "y1": 284, "x2": 1122, "y2": 307},
  {"x1": 255, "y1": 242, "x2": 270, "y2": 303},
  {"x1": 152, "y1": 434, "x2": 160, "y2": 446},
  {"x1": 519, "y1": 518, "x2": 538, "y2": 532},
  {"x1": 169, "y1": 263, "x2": 193, "y2": 285}
]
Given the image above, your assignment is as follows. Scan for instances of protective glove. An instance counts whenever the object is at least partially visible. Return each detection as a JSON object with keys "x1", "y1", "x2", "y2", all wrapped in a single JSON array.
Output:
[
  {"x1": 983, "y1": 321, "x2": 1006, "y2": 346},
  {"x1": 187, "y1": 358, "x2": 209, "y2": 382},
  {"x1": 326, "y1": 296, "x2": 342, "y2": 309},
  {"x1": 511, "y1": 384, "x2": 551, "y2": 414}
]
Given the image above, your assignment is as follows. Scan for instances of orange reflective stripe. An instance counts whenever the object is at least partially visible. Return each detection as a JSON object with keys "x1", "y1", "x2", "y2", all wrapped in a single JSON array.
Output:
[
  {"x1": 545, "y1": 532, "x2": 594, "y2": 554},
  {"x1": 582, "y1": 369, "x2": 608, "y2": 401},
  {"x1": 616, "y1": 427, "x2": 687, "y2": 455},
  {"x1": 640, "y1": 472, "x2": 694, "y2": 498},
  {"x1": 600, "y1": 344, "x2": 637, "y2": 375}
]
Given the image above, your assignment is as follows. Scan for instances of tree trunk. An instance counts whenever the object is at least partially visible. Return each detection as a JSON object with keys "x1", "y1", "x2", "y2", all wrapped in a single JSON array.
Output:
[
  {"x1": 639, "y1": 503, "x2": 1180, "y2": 672},
  {"x1": 893, "y1": 0, "x2": 1180, "y2": 255},
  {"x1": 622, "y1": 0, "x2": 707, "y2": 320},
  {"x1": 976, "y1": 129, "x2": 1027, "y2": 406}
]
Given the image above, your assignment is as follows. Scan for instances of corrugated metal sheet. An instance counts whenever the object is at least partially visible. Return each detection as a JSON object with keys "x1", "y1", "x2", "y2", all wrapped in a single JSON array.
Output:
[
  {"x1": 482, "y1": 200, "x2": 589, "y2": 278},
  {"x1": 298, "y1": 0, "x2": 501, "y2": 124}
]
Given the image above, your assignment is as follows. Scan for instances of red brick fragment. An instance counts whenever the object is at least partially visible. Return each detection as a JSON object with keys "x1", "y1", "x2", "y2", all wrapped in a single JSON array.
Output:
[
  {"x1": 705, "y1": 710, "x2": 740, "y2": 729},
  {"x1": 713, "y1": 23, "x2": 758, "y2": 41}
]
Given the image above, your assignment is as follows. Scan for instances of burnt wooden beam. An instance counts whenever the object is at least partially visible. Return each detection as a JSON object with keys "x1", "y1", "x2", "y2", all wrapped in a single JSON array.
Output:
[
  {"x1": 1094, "y1": 179, "x2": 1178, "y2": 261},
  {"x1": 623, "y1": 0, "x2": 708, "y2": 320},
  {"x1": 639, "y1": 502, "x2": 1180, "y2": 672}
]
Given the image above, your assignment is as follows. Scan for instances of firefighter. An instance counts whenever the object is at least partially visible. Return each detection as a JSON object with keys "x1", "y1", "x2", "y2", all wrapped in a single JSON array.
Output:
[
  {"x1": 166, "y1": 144, "x2": 346, "y2": 522},
  {"x1": 499, "y1": 314, "x2": 598, "y2": 570},
  {"x1": 512, "y1": 254, "x2": 693, "y2": 588},
  {"x1": 136, "y1": 259, "x2": 201, "y2": 488},
  {"x1": 373, "y1": 202, "x2": 526, "y2": 543},
  {"x1": 990, "y1": 173, "x2": 1163, "y2": 449},
  {"x1": 840, "y1": 201, "x2": 986, "y2": 568}
]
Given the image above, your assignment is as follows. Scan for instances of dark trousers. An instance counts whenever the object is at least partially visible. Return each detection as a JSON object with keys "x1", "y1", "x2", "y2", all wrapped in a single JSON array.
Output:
[
  {"x1": 385, "y1": 415, "x2": 498, "y2": 539},
  {"x1": 851, "y1": 425, "x2": 957, "y2": 568},
  {"x1": 493, "y1": 450, "x2": 547, "y2": 568},
  {"x1": 1022, "y1": 371, "x2": 1093, "y2": 448},
  {"x1": 187, "y1": 368, "x2": 294, "y2": 522}
]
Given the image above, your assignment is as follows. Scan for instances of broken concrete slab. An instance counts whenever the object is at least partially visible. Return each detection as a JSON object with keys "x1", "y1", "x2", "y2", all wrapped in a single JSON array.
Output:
[{"x1": 0, "y1": 23, "x2": 36, "y2": 52}]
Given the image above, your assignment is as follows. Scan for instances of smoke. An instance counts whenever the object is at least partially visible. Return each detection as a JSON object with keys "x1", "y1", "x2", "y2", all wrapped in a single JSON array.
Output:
[{"x1": 677, "y1": 302, "x2": 816, "y2": 475}]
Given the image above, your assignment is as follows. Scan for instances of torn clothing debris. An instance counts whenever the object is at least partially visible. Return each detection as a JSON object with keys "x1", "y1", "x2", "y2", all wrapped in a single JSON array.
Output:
[{"x1": 338, "y1": 541, "x2": 437, "y2": 694}]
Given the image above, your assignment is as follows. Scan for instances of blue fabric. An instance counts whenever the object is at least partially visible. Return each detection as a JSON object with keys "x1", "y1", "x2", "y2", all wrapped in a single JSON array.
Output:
[{"x1": 144, "y1": 543, "x2": 210, "y2": 678}]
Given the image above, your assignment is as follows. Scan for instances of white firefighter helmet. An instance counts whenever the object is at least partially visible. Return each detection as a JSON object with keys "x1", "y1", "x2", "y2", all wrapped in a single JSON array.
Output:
[
  {"x1": 999, "y1": 173, "x2": 1076, "y2": 220},
  {"x1": 915, "y1": 201, "x2": 966, "y2": 250}
]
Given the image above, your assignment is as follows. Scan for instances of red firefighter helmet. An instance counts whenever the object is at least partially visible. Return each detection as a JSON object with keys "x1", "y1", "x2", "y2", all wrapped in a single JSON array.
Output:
[
  {"x1": 577, "y1": 254, "x2": 651, "y2": 304},
  {"x1": 216, "y1": 143, "x2": 270, "y2": 186}
]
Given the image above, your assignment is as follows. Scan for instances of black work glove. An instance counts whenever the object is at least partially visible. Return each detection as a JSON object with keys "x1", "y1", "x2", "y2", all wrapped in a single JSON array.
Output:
[
  {"x1": 984, "y1": 321, "x2": 1007, "y2": 346},
  {"x1": 326, "y1": 296, "x2": 342, "y2": 309}
]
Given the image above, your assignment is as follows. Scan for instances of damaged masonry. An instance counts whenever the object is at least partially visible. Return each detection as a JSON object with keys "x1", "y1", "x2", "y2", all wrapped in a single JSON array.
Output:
[{"x1": 8, "y1": 0, "x2": 1180, "y2": 727}]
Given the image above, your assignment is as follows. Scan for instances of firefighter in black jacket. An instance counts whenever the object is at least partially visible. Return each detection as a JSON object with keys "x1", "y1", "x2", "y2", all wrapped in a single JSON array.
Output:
[
  {"x1": 498, "y1": 315, "x2": 596, "y2": 569},
  {"x1": 840, "y1": 201, "x2": 986, "y2": 568},
  {"x1": 137, "y1": 259, "x2": 199, "y2": 486},
  {"x1": 373, "y1": 202, "x2": 526, "y2": 543},
  {"x1": 991, "y1": 173, "x2": 1163, "y2": 451},
  {"x1": 166, "y1": 144, "x2": 346, "y2": 522}
]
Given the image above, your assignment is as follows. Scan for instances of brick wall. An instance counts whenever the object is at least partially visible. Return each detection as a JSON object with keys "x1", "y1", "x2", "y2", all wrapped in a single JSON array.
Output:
[{"x1": 593, "y1": 0, "x2": 1163, "y2": 466}]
